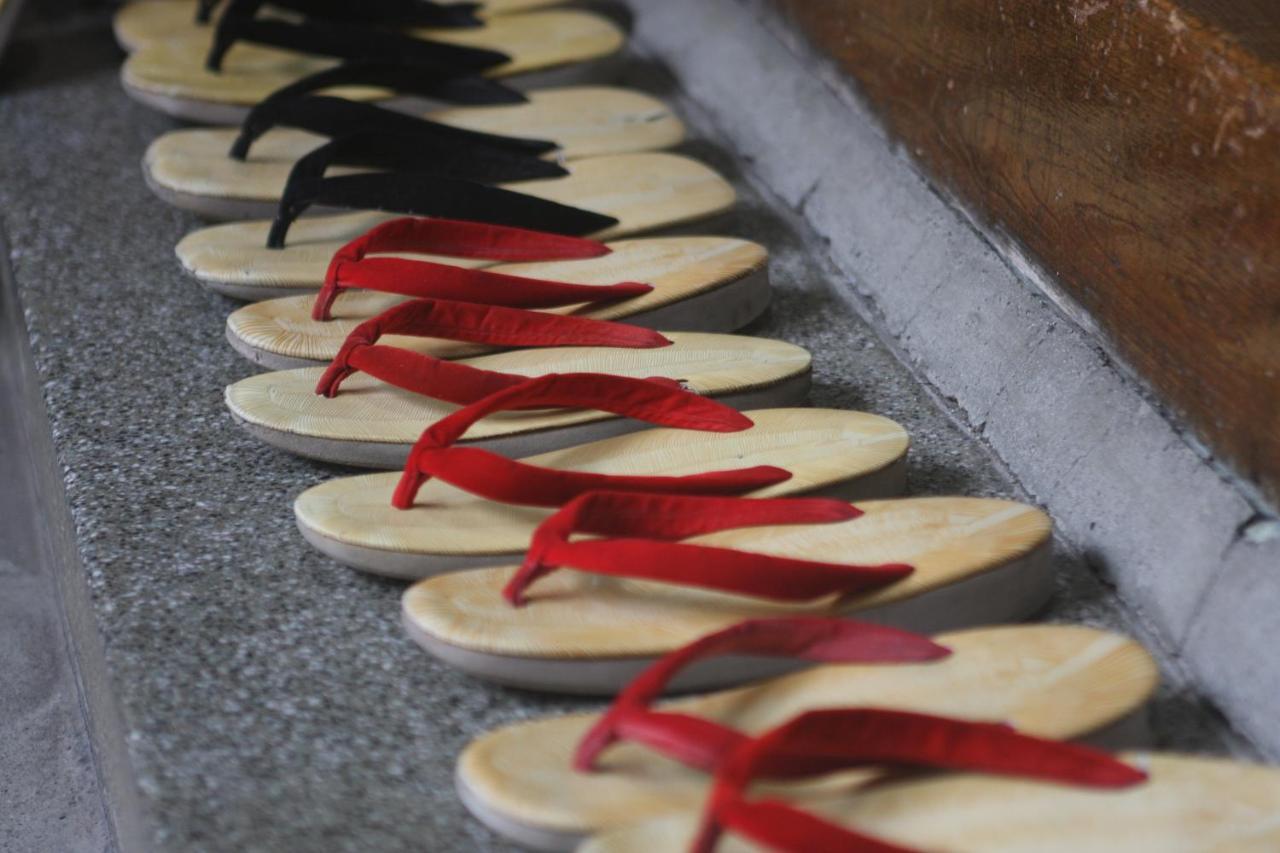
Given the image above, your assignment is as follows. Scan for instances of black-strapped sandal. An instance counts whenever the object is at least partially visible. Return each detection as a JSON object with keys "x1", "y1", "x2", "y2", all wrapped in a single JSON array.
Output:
[
  {"x1": 142, "y1": 64, "x2": 683, "y2": 217},
  {"x1": 121, "y1": 3, "x2": 626, "y2": 122},
  {"x1": 114, "y1": 0, "x2": 568, "y2": 53}
]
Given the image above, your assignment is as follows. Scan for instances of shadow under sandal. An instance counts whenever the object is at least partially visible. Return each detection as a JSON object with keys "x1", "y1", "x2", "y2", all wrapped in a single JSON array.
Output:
[
  {"x1": 122, "y1": 5, "x2": 626, "y2": 121},
  {"x1": 224, "y1": 218, "x2": 770, "y2": 368},
  {"x1": 225, "y1": 299, "x2": 814, "y2": 466},
  {"x1": 176, "y1": 152, "x2": 737, "y2": 293},
  {"x1": 114, "y1": 0, "x2": 569, "y2": 53},
  {"x1": 585, "y1": 709, "x2": 1280, "y2": 852},
  {"x1": 145, "y1": 84, "x2": 685, "y2": 219},
  {"x1": 456, "y1": 615, "x2": 1157, "y2": 851}
]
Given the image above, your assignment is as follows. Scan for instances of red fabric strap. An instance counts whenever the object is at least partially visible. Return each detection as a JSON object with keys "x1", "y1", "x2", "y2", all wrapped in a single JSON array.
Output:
[
  {"x1": 392, "y1": 373, "x2": 790, "y2": 509},
  {"x1": 313, "y1": 259, "x2": 653, "y2": 321},
  {"x1": 314, "y1": 216, "x2": 624, "y2": 320},
  {"x1": 314, "y1": 297, "x2": 671, "y2": 398},
  {"x1": 573, "y1": 614, "x2": 950, "y2": 772},
  {"x1": 334, "y1": 216, "x2": 612, "y2": 263},
  {"x1": 503, "y1": 490, "x2": 914, "y2": 607},
  {"x1": 691, "y1": 708, "x2": 1148, "y2": 852}
]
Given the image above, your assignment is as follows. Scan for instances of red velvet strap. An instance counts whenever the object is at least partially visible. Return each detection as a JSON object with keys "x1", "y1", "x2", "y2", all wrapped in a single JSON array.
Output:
[
  {"x1": 314, "y1": 297, "x2": 670, "y2": 398},
  {"x1": 313, "y1": 259, "x2": 654, "y2": 321},
  {"x1": 392, "y1": 373, "x2": 790, "y2": 509},
  {"x1": 334, "y1": 216, "x2": 613, "y2": 263},
  {"x1": 314, "y1": 216, "x2": 625, "y2": 320},
  {"x1": 690, "y1": 708, "x2": 1148, "y2": 852},
  {"x1": 502, "y1": 490, "x2": 914, "y2": 607},
  {"x1": 573, "y1": 614, "x2": 950, "y2": 772}
]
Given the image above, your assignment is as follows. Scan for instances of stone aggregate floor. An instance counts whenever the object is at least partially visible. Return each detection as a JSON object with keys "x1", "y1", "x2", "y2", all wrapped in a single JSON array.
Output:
[{"x1": 0, "y1": 9, "x2": 1251, "y2": 852}]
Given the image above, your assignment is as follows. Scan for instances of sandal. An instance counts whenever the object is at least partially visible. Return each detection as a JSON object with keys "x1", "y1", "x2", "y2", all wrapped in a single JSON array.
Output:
[
  {"x1": 177, "y1": 152, "x2": 736, "y2": 294},
  {"x1": 227, "y1": 300, "x2": 814, "y2": 465},
  {"x1": 402, "y1": 489, "x2": 1054, "y2": 691},
  {"x1": 586, "y1": 717, "x2": 1279, "y2": 851},
  {"x1": 224, "y1": 222, "x2": 768, "y2": 368},
  {"x1": 457, "y1": 617, "x2": 1156, "y2": 850},
  {"x1": 294, "y1": 392, "x2": 909, "y2": 576},
  {"x1": 146, "y1": 86, "x2": 684, "y2": 218},
  {"x1": 122, "y1": 7, "x2": 625, "y2": 122},
  {"x1": 114, "y1": 0, "x2": 566, "y2": 52}
]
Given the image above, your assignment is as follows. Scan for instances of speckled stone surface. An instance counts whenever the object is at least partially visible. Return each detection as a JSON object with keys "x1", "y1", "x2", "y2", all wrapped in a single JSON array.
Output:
[{"x1": 0, "y1": 9, "x2": 1252, "y2": 853}]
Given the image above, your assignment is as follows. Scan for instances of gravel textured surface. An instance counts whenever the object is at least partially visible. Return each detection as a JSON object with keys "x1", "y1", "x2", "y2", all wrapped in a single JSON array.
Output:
[{"x1": 0, "y1": 9, "x2": 1250, "y2": 852}]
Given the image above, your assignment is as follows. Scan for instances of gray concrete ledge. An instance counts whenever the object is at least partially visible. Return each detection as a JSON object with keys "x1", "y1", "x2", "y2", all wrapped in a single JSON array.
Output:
[
  {"x1": 631, "y1": 0, "x2": 1280, "y2": 759},
  {"x1": 0, "y1": 225, "x2": 140, "y2": 851}
]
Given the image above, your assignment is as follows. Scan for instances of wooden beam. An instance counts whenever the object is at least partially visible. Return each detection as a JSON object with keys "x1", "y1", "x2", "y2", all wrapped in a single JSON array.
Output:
[{"x1": 774, "y1": 0, "x2": 1280, "y2": 506}]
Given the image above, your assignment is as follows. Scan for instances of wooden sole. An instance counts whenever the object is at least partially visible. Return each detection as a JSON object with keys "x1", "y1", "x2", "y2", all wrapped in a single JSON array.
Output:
[
  {"x1": 175, "y1": 152, "x2": 737, "y2": 289},
  {"x1": 113, "y1": 0, "x2": 569, "y2": 52},
  {"x1": 583, "y1": 752, "x2": 1280, "y2": 852},
  {"x1": 456, "y1": 624, "x2": 1157, "y2": 851},
  {"x1": 294, "y1": 408, "x2": 910, "y2": 577},
  {"x1": 401, "y1": 496, "x2": 1058, "y2": 693},
  {"x1": 144, "y1": 87, "x2": 686, "y2": 217},
  {"x1": 226, "y1": 333, "x2": 814, "y2": 467},
  {"x1": 121, "y1": 10, "x2": 626, "y2": 118},
  {"x1": 226, "y1": 237, "x2": 770, "y2": 369}
]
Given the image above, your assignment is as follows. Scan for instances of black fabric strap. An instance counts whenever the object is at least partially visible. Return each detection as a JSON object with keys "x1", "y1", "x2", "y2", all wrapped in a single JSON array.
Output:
[
  {"x1": 229, "y1": 62, "x2": 525, "y2": 155},
  {"x1": 231, "y1": 94, "x2": 555, "y2": 160},
  {"x1": 281, "y1": 128, "x2": 563, "y2": 184},
  {"x1": 200, "y1": 0, "x2": 482, "y2": 28},
  {"x1": 206, "y1": 13, "x2": 509, "y2": 73},
  {"x1": 268, "y1": 170, "x2": 618, "y2": 248}
]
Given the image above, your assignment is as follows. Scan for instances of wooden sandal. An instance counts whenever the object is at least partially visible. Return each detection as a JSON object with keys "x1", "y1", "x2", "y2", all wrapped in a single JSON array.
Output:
[
  {"x1": 295, "y1": 401, "x2": 909, "y2": 577},
  {"x1": 227, "y1": 299, "x2": 814, "y2": 465},
  {"x1": 114, "y1": 0, "x2": 566, "y2": 52},
  {"x1": 122, "y1": 8, "x2": 625, "y2": 122},
  {"x1": 457, "y1": 617, "x2": 1156, "y2": 850},
  {"x1": 585, "y1": 724, "x2": 1280, "y2": 851},
  {"x1": 176, "y1": 152, "x2": 736, "y2": 293},
  {"x1": 146, "y1": 87, "x2": 684, "y2": 219},
  {"x1": 224, "y1": 222, "x2": 769, "y2": 368},
  {"x1": 402, "y1": 490, "x2": 1055, "y2": 692}
]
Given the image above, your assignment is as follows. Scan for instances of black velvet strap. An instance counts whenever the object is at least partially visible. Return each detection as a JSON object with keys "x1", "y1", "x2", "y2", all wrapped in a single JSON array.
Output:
[
  {"x1": 200, "y1": 0, "x2": 482, "y2": 28},
  {"x1": 206, "y1": 13, "x2": 509, "y2": 73},
  {"x1": 229, "y1": 63, "x2": 525, "y2": 155},
  {"x1": 268, "y1": 169, "x2": 618, "y2": 248},
  {"x1": 283, "y1": 128, "x2": 564, "y2": 183},
  {"x1": 231, "y1": 93, "x2": 547, "y2": 160}
]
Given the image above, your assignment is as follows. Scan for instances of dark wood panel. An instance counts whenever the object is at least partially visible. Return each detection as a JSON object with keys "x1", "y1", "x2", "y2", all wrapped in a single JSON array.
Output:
[{"x1": 774, "y1": 0, "x2": 1280, "y2": 506}]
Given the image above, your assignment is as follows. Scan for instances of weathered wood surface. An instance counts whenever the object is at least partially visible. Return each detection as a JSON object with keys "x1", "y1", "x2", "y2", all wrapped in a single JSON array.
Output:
[{"x1": 774, "y1": 0, "x2": 1280, "y2": 506}]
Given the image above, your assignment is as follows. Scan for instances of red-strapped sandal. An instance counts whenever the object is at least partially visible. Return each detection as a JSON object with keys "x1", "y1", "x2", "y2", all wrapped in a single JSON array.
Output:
[
  {"x1": 457, "y1": 615, "x2": 1157, "y2": 851},
  {"x1": 293, "y1": 377, "x2": 911, "y2": 577},
  {"x1": 403, "y1": 489, "x2": 1058, "y2": 692},
  {"x1": 226, "y1": 294, "x2": 813, "y2": 467},
  {"x1": 224, "y1": 219, "x2": 769, "y2": 370},
  {"x1": 588, "y1": 711, "x2": 1280, "y2": 852}
]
